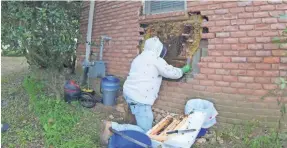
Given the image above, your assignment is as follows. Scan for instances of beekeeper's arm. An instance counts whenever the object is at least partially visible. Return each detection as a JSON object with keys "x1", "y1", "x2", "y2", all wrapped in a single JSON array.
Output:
[{"x1": 155, "y1": 58, "x2": 191, "y2": 79}]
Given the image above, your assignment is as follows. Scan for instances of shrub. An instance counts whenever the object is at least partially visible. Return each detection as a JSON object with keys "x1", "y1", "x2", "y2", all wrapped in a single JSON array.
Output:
[{"x1": 1, "y1": 1, "x2": 82, "y2": 71}]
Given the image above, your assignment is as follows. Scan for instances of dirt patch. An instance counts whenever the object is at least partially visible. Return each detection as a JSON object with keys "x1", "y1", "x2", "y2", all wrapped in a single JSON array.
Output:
[{"x1": 1, "y1": 56, "x2": 28, "y2": 76}]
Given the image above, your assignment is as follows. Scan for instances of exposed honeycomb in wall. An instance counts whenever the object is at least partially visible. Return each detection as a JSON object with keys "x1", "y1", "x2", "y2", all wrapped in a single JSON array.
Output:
[{"x1": 139, "y1": 13, "x2": 204, "y2": 68}]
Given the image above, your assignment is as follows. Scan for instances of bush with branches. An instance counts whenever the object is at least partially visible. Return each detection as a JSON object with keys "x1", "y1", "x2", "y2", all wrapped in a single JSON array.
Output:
[{"x1": 1, "y1": 1, "x2": 82, "y2": 72}]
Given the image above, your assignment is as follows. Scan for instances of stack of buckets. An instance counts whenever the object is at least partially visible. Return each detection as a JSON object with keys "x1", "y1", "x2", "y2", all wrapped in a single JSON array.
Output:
[{"x1": 101, "y1": 75, "x2": 120, "y2": 106}]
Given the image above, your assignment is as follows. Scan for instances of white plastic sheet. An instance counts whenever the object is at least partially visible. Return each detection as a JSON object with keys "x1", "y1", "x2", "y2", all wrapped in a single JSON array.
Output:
[{"x1": 184, "y1": 99, "x2": 218, "y2": 128}]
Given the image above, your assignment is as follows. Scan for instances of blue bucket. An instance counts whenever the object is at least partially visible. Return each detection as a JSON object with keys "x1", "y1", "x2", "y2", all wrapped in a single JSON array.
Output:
[
  {"x1": 197, "y1": 128, "x2": 208, "y2": 138},
  {"x1": 101, "y1": 75, "x2": 120, "y2": 106},
  {"x1": 108, "y1": 130, "x2": 152, "y2": 148}
]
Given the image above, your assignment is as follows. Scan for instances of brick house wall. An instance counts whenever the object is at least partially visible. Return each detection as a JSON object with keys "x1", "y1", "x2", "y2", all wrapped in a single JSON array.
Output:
[
  {"x1": 78, "y1": 1, "x2": 141, "y2": 76},
  {"x1": 77, "y1": 1, "x2": 287, "y2": 128}
]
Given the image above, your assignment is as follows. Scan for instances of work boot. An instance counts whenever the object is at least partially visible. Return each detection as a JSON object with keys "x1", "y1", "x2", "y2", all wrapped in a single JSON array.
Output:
[{"x1": 100, "y1": 120, "x2": 112, "y2": 145}]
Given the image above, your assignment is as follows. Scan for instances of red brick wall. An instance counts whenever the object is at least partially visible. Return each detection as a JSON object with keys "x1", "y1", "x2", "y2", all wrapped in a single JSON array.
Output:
[
  {"x1": 77, "y1": 1, "x2": 141, "y2": 77},
  {"x1": 78, "y1": 1, "x2": 287, "y2": 128}
]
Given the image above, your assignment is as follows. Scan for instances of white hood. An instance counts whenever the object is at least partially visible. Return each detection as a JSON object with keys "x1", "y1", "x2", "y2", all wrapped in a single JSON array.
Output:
[{"x1": 143, "y1": 37, "x2": 163, "y2": 57}]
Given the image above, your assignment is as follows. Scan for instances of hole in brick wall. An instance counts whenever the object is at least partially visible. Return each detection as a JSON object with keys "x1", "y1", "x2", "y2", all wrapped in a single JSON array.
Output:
[
  {"x1": 139, "y1": 4, "x2": 143, "y2": 16},
  {"x1": 178, "y1": 39, "x2": 209, "y2": 80},
  {"x1": 203, "y1": 27, "x2": 209, "y2": 33},
  {"x1": 139, "y1": 12, "x2": 209, "y2": 82},
  {"x1": 202, "y1": 16, "x2": 208, "y2": 21},
  {"x1": 183, "y1": 12, "x2": 209, "y2": 81},
  {"x1": 188, "y1": 11, "x2": 201, "y2": 15},
  {"x1": 140, "y1": 24, "x2": 148, "y2": 28}
]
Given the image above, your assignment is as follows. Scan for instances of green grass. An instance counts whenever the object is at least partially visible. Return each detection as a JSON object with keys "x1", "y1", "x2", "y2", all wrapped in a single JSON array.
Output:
[
  {"x1": 2, "y1": 70, "x2": 103, "y2": 148},
  {"x1": 2, "y1": 68, "x2": 286, "y2": 148},
  {"x1": 22, "y1": 76, "x2": 102, "y2": 148},
  {"x1": 198, "y1": 121, "x2": 286, "y2": 148},
  {"x1": 1, "y1": 73, "x2": 44, "y2": 148},
  {"x1": 1, "y1": 50, "x2": 24, "y2": 57}
]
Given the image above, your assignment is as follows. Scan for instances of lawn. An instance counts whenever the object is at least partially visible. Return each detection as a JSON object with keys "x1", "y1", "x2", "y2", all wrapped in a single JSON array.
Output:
[
  {"x1": 1, "y1": 57, "x2": 287, "y2": 148},
  {"x1": 1, "y1": 65, "x2": 103, "y2": 148},
  {"x1": 1, "y1": 71, "x2": 44, "y2": 148}
]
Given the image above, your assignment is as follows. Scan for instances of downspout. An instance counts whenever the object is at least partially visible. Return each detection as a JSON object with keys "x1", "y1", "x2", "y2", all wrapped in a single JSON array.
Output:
[
  {"x1": 81, "y1": 1, "x2": 95, "y2": 85},
  {"x1": 85, "y1": 1, "x2": 95, "y2": 64}
]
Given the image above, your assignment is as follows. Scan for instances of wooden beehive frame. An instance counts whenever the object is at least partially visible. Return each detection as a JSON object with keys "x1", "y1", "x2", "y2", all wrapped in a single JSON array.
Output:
[{"x1": 147, "y1": 115, "x2": 189, "y2": 142}]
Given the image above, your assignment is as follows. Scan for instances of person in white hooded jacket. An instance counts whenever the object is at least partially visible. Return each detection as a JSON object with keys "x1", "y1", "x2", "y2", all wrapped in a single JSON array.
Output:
[
  {"x1": 100, "y1": 37, "x2": 191, "y2": 145},
  {"x1": 123, "y1": 36, "x2": 191, "y2": 130}
]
